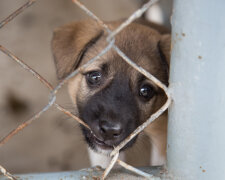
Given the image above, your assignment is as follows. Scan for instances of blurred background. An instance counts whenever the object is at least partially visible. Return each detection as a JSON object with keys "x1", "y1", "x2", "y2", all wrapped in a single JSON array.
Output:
[{"x1": 0, "y1": 0, "x2": 172, "y2": 174}]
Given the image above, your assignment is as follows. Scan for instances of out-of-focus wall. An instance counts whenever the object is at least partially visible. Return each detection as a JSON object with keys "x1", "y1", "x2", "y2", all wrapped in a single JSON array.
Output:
[{"x1": 0, "y1": 0, "x2": 138, "y2": 174}]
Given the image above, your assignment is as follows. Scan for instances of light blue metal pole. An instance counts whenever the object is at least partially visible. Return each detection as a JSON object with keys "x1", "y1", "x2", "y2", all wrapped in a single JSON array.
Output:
[{"x1": 167, "y1": 0, "x2": 225, "y2": 179}]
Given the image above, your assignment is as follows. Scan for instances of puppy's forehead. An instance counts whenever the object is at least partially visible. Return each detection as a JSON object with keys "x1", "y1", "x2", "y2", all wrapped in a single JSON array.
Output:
[{"x1": 80, "y1": 23, "x2": 165, "y2": 81}]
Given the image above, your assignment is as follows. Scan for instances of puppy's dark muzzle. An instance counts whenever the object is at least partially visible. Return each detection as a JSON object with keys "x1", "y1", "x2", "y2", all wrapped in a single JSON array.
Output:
[
  {"x1": 81, "y1": 107, "x2": 139, "y2": 150},
  {"x1": 81, "y1": 120, "x2": 137, "y2": 151},
  {"x1": 88, "y1": 116, "x2": 125, "y2": 148},
  {"x1": 79, "y1": 76, "x2": 140, "y2": 150}
]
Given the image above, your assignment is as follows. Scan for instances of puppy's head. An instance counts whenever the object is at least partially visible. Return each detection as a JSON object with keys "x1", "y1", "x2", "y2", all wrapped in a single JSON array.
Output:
[{"x1": 52, "y1": 19, "x2": 170, "y2": 153}]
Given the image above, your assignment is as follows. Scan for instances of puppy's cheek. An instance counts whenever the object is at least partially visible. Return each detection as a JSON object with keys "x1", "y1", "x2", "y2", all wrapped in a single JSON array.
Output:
[
  {"x1": 68, "y1": 75, "x2": 93, "y2": 116},
  {"x1": 67, "y1": 74, "x2": 83, "y2": 104},
  {"x1": 152, "y1": 93, "x2": 167, "y2": 113},
  {"x1": 137, "y1": 97, "x2": 157, "y2": 123}
]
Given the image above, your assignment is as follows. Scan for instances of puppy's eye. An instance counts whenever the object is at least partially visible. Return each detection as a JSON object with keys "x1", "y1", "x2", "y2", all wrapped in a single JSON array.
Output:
[
  {"x1": 86, "y1": 71, "x2": 102, "y2": 86},
  {"x1": 139, "y1": 84, "x2": 155, "y2": 100}
]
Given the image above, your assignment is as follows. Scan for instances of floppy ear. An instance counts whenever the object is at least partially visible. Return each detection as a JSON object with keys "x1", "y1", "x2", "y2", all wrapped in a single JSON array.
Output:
[
  {"x1": 158, "y1": 34, "x2": 171, "y2": 66},
  {"x1": 51, "y1": 20, "x2": 104, "y2": 79}
]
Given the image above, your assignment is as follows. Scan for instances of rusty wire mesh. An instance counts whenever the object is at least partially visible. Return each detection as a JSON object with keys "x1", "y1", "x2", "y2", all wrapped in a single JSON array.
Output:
[{"x1": 0, "y1": 0, "x2": 171, "y2": 179}]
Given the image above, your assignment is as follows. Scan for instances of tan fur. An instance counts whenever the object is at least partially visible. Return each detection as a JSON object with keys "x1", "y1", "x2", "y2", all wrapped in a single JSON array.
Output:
[{"x1": 52, "y1": 19, "x2": 171, "y2": 166}]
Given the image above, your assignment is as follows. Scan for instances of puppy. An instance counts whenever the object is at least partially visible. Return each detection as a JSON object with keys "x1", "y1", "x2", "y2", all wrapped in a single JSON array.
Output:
[{"x1": 51, "y1": 19, "x2": 170, "y2": 167}]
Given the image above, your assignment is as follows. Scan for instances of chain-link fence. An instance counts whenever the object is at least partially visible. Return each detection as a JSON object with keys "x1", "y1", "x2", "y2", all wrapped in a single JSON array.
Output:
[{"x1": 0, "y1": 0, "x2": 171, "y2": 179}]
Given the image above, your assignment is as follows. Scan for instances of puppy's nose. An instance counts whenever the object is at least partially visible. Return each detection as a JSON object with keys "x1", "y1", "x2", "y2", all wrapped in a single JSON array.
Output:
[{"x1": 99, "y1": 121, "x2": 122, "y2": 139}]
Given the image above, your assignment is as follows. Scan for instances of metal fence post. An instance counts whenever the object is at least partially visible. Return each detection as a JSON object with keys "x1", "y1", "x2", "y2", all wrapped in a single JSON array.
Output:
[{"x1": 167, "y1": 0, "x2": 225, "y2": 179}]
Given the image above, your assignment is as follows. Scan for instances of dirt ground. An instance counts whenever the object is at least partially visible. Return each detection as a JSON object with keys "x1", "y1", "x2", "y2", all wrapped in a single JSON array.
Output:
[{"x1": 0, "y1": 0, "x2": 139, "y2": 174}]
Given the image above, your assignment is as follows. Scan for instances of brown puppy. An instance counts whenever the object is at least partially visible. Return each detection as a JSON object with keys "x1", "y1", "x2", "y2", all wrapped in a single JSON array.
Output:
[{"x1": 51, "y1": 19, "x2": 170, "y2": 167}]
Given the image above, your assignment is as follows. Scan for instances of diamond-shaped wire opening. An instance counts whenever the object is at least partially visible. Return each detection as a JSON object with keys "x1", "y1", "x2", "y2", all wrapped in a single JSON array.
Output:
[{"x1": 0, "y1": 0, "x2": 171, "y2": 179}]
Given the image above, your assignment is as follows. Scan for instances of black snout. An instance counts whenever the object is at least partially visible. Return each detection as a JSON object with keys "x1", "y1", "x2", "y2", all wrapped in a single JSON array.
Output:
[
  {"x1": 99, "y1": 120, "x2": 122, "y2": 139},
  {"x1": 79, "y1": 75, "x2": 140, "y2": 150}
]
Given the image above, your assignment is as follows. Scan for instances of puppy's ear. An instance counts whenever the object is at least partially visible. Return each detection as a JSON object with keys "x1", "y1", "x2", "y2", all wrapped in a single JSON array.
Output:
[
  {"x1": 158, "y1": 34, "x2": 171, "y2": 66},
  {"x1": 51, "y1": 20, "x2": 103, "y2": 79}
]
